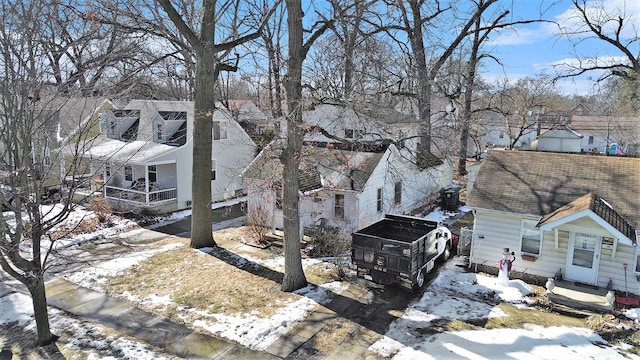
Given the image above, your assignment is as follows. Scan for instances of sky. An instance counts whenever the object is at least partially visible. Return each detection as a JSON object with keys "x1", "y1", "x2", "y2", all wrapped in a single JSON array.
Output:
[
  {"x1": 1, "y1": 203, "x2": 639, "y2": 359},
  {"x1": 483, "y1": 0, "x2": 640, "y2": 96}
]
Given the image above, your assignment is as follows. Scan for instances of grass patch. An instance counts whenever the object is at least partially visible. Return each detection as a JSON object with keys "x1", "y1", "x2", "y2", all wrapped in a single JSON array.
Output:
[
  {"x1": 106, "y1": 239, "x2": 297, "y2": 322},
  {"x1": 445, "y1": 303, "x2": 587, "y2": 332},
  {"x1": 309, "y1": 318, "x2": 359, "y2": 353}
]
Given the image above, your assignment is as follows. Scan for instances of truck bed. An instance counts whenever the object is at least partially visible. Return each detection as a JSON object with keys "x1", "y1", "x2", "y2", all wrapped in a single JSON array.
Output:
[
  {"x1": 351, "y1": 214, "x2": 443, "y2": 290},
  {"x1": 354, "y1": 214, "x2": 438, "y2": 243}
]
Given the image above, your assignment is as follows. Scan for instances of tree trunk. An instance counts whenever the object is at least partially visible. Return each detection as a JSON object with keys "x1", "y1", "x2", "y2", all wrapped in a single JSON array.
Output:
[
  {"x1": 190, "y1": 0, "x2": 218, "y2": 248},
  {"x1": 408, "y1": 1, "x2": 433, "y2": 166},
  {"x1": 281, "y1": 0, "x2": 307, "y2": 292},
  {"x1": 458, "y1": 15, "x2": 482, "y2": 176},
  {"x1": 28, "y1": 276, "x2": 57, "y2": 346}
]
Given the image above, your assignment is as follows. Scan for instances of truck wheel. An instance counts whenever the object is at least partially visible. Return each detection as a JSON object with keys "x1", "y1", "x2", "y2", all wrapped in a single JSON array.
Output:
[{"x1": 414, "y1": 269, "x2": 425, "y2": 292}]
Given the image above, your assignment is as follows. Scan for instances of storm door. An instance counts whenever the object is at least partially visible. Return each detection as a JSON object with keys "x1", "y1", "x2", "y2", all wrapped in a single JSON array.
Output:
[{"x1": 565, "y1": 232, "x2": 600, "y2": 284}]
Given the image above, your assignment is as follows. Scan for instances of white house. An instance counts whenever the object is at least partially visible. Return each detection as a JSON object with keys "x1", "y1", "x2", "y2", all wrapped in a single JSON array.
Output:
[
  {"x1": 243, "y1": 142, "x2": 452, "y2": 237},
  {"x1": 280, "y1": 102, "x2": 422, "y2": 162},
  {"x1": 76, "y1": 100, "x2": 256, "y2": 214},
  {"x1": 531, "y1": 124, "x2": 583, "y2": 153},
  {"x1": 467, "y1": 150, "x2": 640, "y2": 295},
  {"x1": 568, "y1": 104, "x2": 640, "y2": 153}
]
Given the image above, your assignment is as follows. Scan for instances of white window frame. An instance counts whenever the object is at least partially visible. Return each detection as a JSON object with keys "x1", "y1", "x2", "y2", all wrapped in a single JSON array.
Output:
[
  {"x1": 213, "y1": 121, "x2": 228, "y2": 140},
  {"x1": 125, "y1": 164, "x2": 133, "y2": 181},
  {"x1": 394, "y1": 181, "x2": 401, "y2": 205},
  {"x1": 148, "y1": 165, "x2": 157, "y2": 183},
  {"x1": 334, "y1": 194, "x2": 345, "y2": 219},
  {"x1": 520, "y1": 219, "x2": 542, "y2": 256},
  {"x1": 376, "y1": 188, "x2": 383, "y2": 213},
  {"x1": 211, "y1": 159, "x2": 216, "y2": 181}
]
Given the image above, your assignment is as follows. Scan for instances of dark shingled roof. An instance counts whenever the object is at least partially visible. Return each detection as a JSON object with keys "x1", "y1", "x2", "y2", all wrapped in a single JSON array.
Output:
[
  {"x1": 538, "y1": 193, "x2": 635, "y2": 242},
  {"x1": 243, "y1": 142, "x2": 384, "y2": 192},
  {"x1": 467, "y1": 150, "x2": 640, "y2": 236}
]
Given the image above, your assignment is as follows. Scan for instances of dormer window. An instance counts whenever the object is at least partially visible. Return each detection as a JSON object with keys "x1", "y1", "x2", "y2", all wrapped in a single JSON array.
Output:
[
  {"x1": 345, "y1": 128, "x2": 362, "y2": 139},
  {"x1": 106, "y1": 109, "x2": 140, "y2": 141},
  {"x1": 154, "y1": 111, "x2": 187, "y2": 146}
]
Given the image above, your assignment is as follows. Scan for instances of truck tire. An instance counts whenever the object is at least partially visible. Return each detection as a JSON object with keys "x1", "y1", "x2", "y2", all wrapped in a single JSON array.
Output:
[{"x1": 413, "y1": 269, "x2": 425, "y2": 292}]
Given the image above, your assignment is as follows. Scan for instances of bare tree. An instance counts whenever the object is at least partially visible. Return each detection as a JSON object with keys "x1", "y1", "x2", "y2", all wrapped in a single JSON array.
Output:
[
  {"x1": 0, "y1": 0, "x2": 115, "y2": 345},
  {"x1": 557, "y1": 0, "x2": 640, "y2": 83},
  {"x1": 259, "y1": 0, "x2": 286, "y2": 118},
  {"x1": 152, "y1": 0, "x2": 277, "y2": 248},
  {"x1": 383, "y1": 0, "x2": 501, "y2": 167},
  {"x1": 281, "y1": 0, "x2": 332, "y2": 292},
  {"x1": 488, "y1": 75, "x2": 562, "y2": 149}
]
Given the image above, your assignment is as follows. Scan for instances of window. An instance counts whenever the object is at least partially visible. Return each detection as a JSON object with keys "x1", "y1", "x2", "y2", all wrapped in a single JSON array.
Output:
[
  {"x1": 210, "y1": 159, "x2": 216, "y2": 180},
  {"x1": 377, "y1": 188, "x2": 383, "y2": 212},
  {"x1": 345, "y1": 128, "x2": 354, "y2": 138},
  {"x1": 345, "y1": 128, "x2": 362, "y2": 139},
  {"x1": 520, "y1": 220, "x2": 541, "y2": 255},
  {"x1": 588, "y1": 136, "x2": 594, "y2": 145},
  {"x1": 213, "y1": 121, "x2": 228, "y2": 140},
  {"x1": 394, "y1": 182, "x2": 402, "y2": 205},
  {"x1": 156, "y1": 124, "x2": 163, "y2": 142},
  {"x1": 335, "y1": 194, "x2": 345, "y2": 219},
  {"x1": 499, "y1": 130, "x2": 504, "y2": 139},
  {"x1": 148, "y1": 165, "x2": 157, "y2": 183},
  {"x1": 105, "y1": 164, "x2": 111, "y2": 177},
  {"x1": 125, "y1": 165, "x2": 133, "y2": 181}
]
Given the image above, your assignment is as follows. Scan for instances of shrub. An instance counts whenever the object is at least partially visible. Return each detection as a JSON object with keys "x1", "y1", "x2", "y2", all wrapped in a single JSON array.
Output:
[
  {"x1": 246, "y1": 205, "x2": 271, "y2": 245},
  {"x1": 90, "y1": 196, "x2": 112, "y2": 222},
  {"x1": 306, "y1": 225, "x2": 351, "y2": 280}
]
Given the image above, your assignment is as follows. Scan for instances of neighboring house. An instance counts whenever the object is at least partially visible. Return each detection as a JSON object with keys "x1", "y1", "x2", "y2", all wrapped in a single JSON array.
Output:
[
  {"x1": 568, "y1": 104, "x2": 640, "y2": 153},
  {"x1": 227, "y1": 99, "x2": 277, "y2": 139},
  {"x1": 243, "y1": 142, "x2": 452, "y2": 236},
  {"x1": 13, "y1": 96, "x2": 114, "y2": 199},
  {"x1": 76, "y1": 100, "x2": 256, "y2": 214},
  {"x1": 531, "y1": 124, "x2": 583, "y2": 153},
  {"x1": 280, "y1": 102, "x2": 422, "y2": 162},
  {"x1": 393, "y1": 96, "x2": 459, "y2": 158},
  {"x1": 467, "y1": 150, "x2": 640, "y2": 295}
]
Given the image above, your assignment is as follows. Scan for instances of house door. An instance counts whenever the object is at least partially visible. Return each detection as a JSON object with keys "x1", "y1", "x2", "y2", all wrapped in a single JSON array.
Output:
[{"x1": 565, "y1": 232, "x2": 600, "y2": 285}]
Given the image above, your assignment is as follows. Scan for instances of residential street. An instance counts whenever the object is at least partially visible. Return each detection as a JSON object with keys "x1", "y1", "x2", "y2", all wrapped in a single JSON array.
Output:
[{"x1": 152, "y1": 202, "x2": 246, "y2": 237}]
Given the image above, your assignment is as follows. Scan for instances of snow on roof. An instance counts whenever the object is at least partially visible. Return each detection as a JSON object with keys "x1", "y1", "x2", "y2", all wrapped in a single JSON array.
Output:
[{"x1": 82, "y1": 138, "x2": 178, "y2": 164}]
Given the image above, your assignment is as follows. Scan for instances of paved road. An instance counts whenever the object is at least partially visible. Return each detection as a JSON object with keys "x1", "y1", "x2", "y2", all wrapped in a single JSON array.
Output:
[{"x1": 152, "y1": 202, "x2": 246, "y2": 237}]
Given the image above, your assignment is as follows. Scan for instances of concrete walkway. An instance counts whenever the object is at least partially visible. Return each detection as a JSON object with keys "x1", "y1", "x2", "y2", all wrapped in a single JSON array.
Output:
[{"x1": 43, "y1": 278, "x2": 278, "y2": 359}]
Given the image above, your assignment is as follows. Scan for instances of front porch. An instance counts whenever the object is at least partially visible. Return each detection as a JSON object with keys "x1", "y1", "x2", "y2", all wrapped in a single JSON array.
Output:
[
  {"x1": 104, "y1": 185, "x2": 178, "y2": 214},
  {"x1": 546, "y1": 280, "x2": 615, "y2": 315},
  {"x1": 69, "y1": 175, "x2": 179, "y2": 214}
]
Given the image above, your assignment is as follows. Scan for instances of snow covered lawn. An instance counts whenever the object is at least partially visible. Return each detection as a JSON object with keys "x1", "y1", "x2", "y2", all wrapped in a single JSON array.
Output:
[{"x1": 1, "y1": 204, "x2": 639, "y2": 359}]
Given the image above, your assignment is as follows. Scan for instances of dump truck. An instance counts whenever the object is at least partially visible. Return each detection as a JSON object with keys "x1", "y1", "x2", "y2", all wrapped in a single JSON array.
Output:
[{"x1": 351, "y1": 214, "x2": 452, "y2": 291}]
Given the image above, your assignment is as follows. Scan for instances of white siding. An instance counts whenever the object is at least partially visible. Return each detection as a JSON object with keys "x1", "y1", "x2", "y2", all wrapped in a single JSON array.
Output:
[
  {"x1": 211, "y1": 112, "x2": 256, "y2": 202},
  {"x1": 472, "y1": 209, "x2": 639, "y2": 294},
  {"x1": 357, "y1": 147, "x2": 453, "y2": 230},
  {"x1": 471, "y1": 210, "x2": 525, "y2": 270},
  {"x1": 300, "y1": 190, "x2": 359, "y2": 236},
  {"x1": 151, "y1": 143, "x2": 191, "y2": 208},
  {"x1": 537, "y1": 137, "x2": 581, "y2": 153}
]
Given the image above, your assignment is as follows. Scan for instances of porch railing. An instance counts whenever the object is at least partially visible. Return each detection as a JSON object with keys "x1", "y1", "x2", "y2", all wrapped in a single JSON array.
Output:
[{"x1": 105, "y1": 185, "x2": 177, "y2": 204}]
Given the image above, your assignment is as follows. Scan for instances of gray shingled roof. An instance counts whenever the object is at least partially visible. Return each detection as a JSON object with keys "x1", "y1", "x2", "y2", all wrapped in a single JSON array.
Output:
[
  {"x1": 538, "y1": 192, "x2": 635, "y2": 243},
  {"x1": 243, "y1": 142, "x2": 384, "y2": 192},
  {"x1": 467, "y1": 150, "x2": 640, "y2": 231}
]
